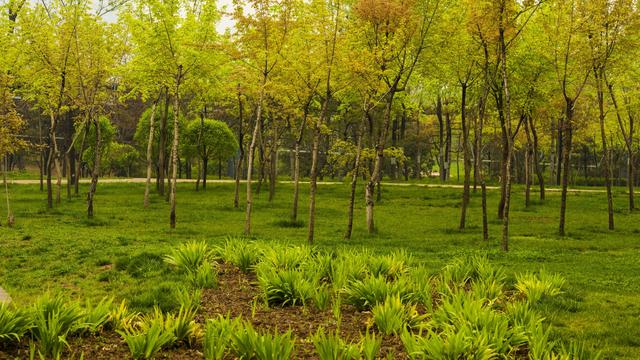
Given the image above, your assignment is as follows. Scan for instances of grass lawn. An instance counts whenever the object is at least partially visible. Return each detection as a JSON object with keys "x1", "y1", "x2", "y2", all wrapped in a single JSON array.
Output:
[{"x1": 1, "y1": 180, "x2": 639, "y2": 358}]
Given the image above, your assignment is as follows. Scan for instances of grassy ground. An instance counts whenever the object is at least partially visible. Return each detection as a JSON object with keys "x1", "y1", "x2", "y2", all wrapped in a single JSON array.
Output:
[{"x1": 1, "y1": 180, "x2": 639, "y2": 358}]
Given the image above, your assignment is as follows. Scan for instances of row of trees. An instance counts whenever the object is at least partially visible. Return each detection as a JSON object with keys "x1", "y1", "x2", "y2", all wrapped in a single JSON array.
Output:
[{"x1": 2, "y1": 0, "x2": 640, "y2": 251}]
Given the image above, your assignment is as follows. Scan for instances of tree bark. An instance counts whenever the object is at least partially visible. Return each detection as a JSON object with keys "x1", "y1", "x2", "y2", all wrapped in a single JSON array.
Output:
[
  {"x1": 169, "y1": 66, "x2": 182, "y2": 229},
  {"x1": 459, "y1": 84, "x2": 471, "y2": 230},
  {"x1": 528, "y1": 115, "x2": 545, "y2": 200},
  {"x1": 595, "y1": 69, "x2": 614, "y2": 230},
  {"x1": 144, "y1": 100, "x2": 159, "y2": 208},
  {"x1": 3, "y1": 156, "x2": 14, "y2": 227},
  {"x1": 346, "y1": 104, "x2": 368, "y2": 240},
  {"x1": 87, "y1": 117, "x2": 101, "y2": 218},
  {"x1": 559, "y1": 102, "x2": 574, "y2": 236},
  {"x1": 234, "y1": 89, "x2": 244, "y2": 209},
  {"x1": 607, "y1": 78, "x2": 635, "y2": 211},
  {"x1": 244, "y1": 76, "x2": 266, "y2": 235},
  {"x1": 498, "y1": 8, "x2": 513, "y2": 252},
  {"x1": 158, "y1": 90, "x2": 169, "y2": 196}
]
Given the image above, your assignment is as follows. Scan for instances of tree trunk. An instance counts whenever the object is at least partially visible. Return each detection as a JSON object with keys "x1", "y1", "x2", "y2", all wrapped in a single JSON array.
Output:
[
  {"x1": 203, "y1": 158, "x2": 208, "y2": 190},
  {"x1": 595, "y1": 70, "x2": 614, "y2": 230},
  {"x1": 234, "y1": 89, "x2": 244, "y2": 209},
  {"x1": 498, "y1": 12, "x2": 513, "y2": 252},
  {"x1": 244, "y1": 77, "x2": 266, "y2": 235},
  {"x1": 528, "y1": 115, "x2": 545, "y2": 200},
  {"x1": 437, "y1": 96, "x2": 445, "y2": 182},
  {"x1": 169, "y1": 67, "x2": 182, "y2": 229},
  {"x1": 366, "y1": 91, "x2": 396, "y2": 234},
  {"x1": 87, "y1": 117, "x2": 101, "y2": 218},
  {"x1": 607, "y1": 78, "x2": 635, "y2": 211},
  {"x1": 346, "y1": 106, "x2": 368, "y2": 240},
  {"x1": 268, "y1": 124, "x2": 278, "y2": 202},
  {"x1": 144, "y1": 100, "x2": 159, "y2": 207},
  {"x1": 481, "y1": 180, "x2": 488, "y2": 241},
  {"x1": 459, "y1": 84, "x2": 471, "y2": 230},
  {"x1": 3, "y1": 156, "x2": 14, "y2": 227},
  {"x1": 559, "y1": 102, "x2": 574, "y2": 236},
  {"x1": 158, "y1": 90, "x2": 169, "y2": 196}
]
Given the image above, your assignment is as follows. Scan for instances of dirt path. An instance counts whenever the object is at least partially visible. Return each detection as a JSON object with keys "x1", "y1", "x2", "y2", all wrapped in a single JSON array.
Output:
[{"x1": 5, "y1": 178, "x2": 605, "y2": 193}]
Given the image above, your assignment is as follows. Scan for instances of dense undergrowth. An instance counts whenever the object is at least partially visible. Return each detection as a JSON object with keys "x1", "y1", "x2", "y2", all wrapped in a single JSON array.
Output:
[{"x1": 1, "y1": 239, "x2": 600, "y2": 359}]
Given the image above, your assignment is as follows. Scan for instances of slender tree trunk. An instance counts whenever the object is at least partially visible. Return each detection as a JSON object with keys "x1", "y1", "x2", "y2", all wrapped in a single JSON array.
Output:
[
  {"x1": 524, "y1": 115, "x2": 532, "y2": 207},
  {"x1": 291, "y1": 141, "x2": 301, "y2": 222},
  {"x1": 308, "y1": 117, "x2": 322, "y2": 243},
  {"x1": 366, "y1": 91, "x2": 396, "y2": 234},
  {"x1": 481, "y1": 181, "x2": 488, "y2": 241},
  {"x1": 595, "y1": 70, "x2": 614, "y2": 230},
  {"x1": 3, "y1": 156, "x2": 14, "y2": 227},
  {"x1": 196, "y1": 158, "x2": 201, "y2": 191},
  {"x1": 437, "y1": 96, "x2": 445, "y2": 182},
  {"x1": 607, "y1": 78, "x2": 635, "y2": 211},
  {"x1": 202, "y1": 158, "x2": 208, "y2": 190},
  {"x1": 144, "y1": 100, "x2": 159, "y2": 208},
  {"x1": 346, "y1": 105, "x2": 368, "y2": 240},
  {"x1": 559, "y1": 102, "x2": 574, "y2": 236},
  {"x1": 169, "y1": 66, "x2": 182, "y2": 229},
  {"x1": 498, "y1": 12, "x2": 513, "y2": 252},
  {"x1": 245, "y1": 76, "x2": 266, "y2": 235},
  {"x1": 158, "y1": 90, "x2": 169, "y2": 196},
  {"x1": 234, "y1": 89, "x2": 245, "y2": 209},
  {"x1": 528, "y1": 115, "x2": 545, "y2": 200},
  {"x1": 268, "y1": 124, "x2": 278, "y2": 202},
  {"x1": 459, "y1": 84, "x2": 471, "y2": 230},
  {"x1": 87, "y1": 117, "x2": 101, "y2": 218},
  {"x1": 39, "y1": 117, "x2": 44, "y2": 192},
  {"x1": 445, "y1": 110, "x2": 452, "y2": 181}
]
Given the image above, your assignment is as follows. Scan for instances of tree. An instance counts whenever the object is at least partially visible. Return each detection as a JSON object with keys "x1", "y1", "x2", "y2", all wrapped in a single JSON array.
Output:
[{"x1": 183, "y1": 118, "x2": 238, "y2": 190}]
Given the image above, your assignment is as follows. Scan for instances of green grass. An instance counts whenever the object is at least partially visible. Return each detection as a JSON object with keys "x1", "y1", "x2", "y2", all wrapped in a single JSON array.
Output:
[{"x1": 1, "y1": 180, "x2": 639, "y2": 358}]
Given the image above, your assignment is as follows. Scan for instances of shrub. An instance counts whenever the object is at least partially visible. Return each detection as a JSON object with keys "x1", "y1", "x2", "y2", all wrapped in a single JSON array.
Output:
[
  {"x1": 110, "y1": 300, "x2": 139, "y2": 331},
  {"x1": 0, "y1": 303, "x2": 31, "y2": 344},
  {"x1": 231, "y1": 321, "x2": 295, "y2": 360},
  {"x1": 203, "y1": 315, "x2": 241, "y2": 360},
  {"x1": 515, "y1": 270, "x2": 565, "y2": 304},
  {"x1": 166, "y1": 305, "x2": 201, "y2": 346},
  {"x1": 312, "y1": 285, "x2": 331, "y2": 311},
  {"x1": 164, "y1": 241, "x2": 211, "y2": 273},
  {"x1": 260, "y1": 244, "x2": 311, "y2": 271}
]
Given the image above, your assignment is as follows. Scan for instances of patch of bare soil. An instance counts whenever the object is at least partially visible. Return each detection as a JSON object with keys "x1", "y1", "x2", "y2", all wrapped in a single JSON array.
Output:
[{"x1": 0, "y1": 263, "x2": 408, "y2": 359}]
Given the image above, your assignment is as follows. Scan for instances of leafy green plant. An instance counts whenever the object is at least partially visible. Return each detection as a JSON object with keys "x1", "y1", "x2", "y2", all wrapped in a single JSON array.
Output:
[
  {"x1": 80, "y1": 297, "x2": 114, "y2": 334},
  {"x1": 118, "y1": 320, "x2": 176, "y2": 360},
  {"x1": 164, "y1": 240, "x2": 211, "y2": 273},
  {"x1": 231, "y1": 321, "x2": 295, "y2": 360},
  {"x1": 167, "y1": 305, "x2": 201, "y2": 346},
  {"x1": 343, "y1": 275, "x2": 414, "y2": 311},
  {"x1": 257, "y1": 267, "x2": 314, "y2": 307},
  {"x1": 360, "y1": 331, "x2": 381, "y2": 360},
  {"x1": 0, "y1": 303, "x2": 31, "y2": 344},
  {"x1": 203, "y1": 315, "x2": 241, "y2": 360},
  {"x1": 187, "y1": 262, "x2": 218, "y2": 289},
  {"x1": 367, "y1": 251, "x2": 409, "y2": 280},
  {"x1": 216, "y1": 238, "x2": 261, "y2": 273},
  {"x1": 516, "y1": 270, "x2": 565, "y2": 304},
  {"x1": 175, "y1": 288, "x2": 202, "y2": 313},
  {"x1": 260, "y1": 244, "x2": 311, "y2": 271},
  {"x1": 312, "y1": 327, "x2": 360, "y2": 360},
  {"x1": 312, "y1": 285, "x2": 331, "y2": 311},
  {"x1": 110, "y1": 300, "x2": 139, "y2": 331},
  {"x1": 30, "y1": 293, "x2": 84, "y2": 358},
  {"x1": 371, "y1": 295, "x2": 425, "y2": 335}
]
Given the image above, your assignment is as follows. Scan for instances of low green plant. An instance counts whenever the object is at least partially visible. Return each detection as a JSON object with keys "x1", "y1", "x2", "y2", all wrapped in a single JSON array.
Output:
[
  {"x1": 203, "y1": 315, "x2": 241, "y2": 360},
  {"x1": 312, "y1": 285, "x2": 331, "y2": 311},
  {"x1": 312, "y1": 327, "x2": 360, "y2": 360},
  {"x1": 174, "y1": 288, "x2": 202, "y2": 312},
  {"x1": 167, "y1": 305, "x2": 201, "y2": 346},
  {"x1": 80, "y1": 297, "x2": 114, "y2": 334},
  {"x1": 164, "y1": 240, "x2": 211, "y2": 273},
  {"x1": 0, "y1": 303, "x2": 31, "y2": 344},
  {"x1": 30, "y1": 293, "x2": 84, "y2": 358},
  {"x1": 187, "y1": 262, "x2": 218, "y2": 289},
  {"x1": 118, "y1": 320, "x2": 176, "y2": 360},
  {"x1": 367, "y1": 251, "x2": 409, "y2": 280},
  {"x1": 343, "y1": 275, "x2": 414, "y2": 311},
  {"x1": 216, "y1": 238, "x2": 261, "y2": 273},
  {"x1": 371, "y1": 295, "x2": 425, "y2": 335},
  {"x1": 360, "y1": 331, "x2": 382, "y2": 360},
  {"x1": 260, "y1": 244, "x2": 311, "y2": 271},
  {"x1": 231, "y1": 321, "x2": 295, "y2": 360},
  {"x1": 257, "y1": 267, "x2": 314, "y2": 307},
  {"x1": 516, "y1": 270, "x2": 565, "y2": 304},
  {"x1": 110, "y1": 300, "x2": 139, "y2": 331}
]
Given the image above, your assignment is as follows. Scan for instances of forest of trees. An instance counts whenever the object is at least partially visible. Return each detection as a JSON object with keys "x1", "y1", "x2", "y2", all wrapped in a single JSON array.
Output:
[{"x1": 1, "y1": 0, "x2": 640, "y2": 251}]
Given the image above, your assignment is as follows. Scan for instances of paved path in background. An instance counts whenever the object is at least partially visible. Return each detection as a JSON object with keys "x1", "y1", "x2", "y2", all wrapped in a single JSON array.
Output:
[
  {"x1": 0, "y1": 286, "x2": 11, "y2": 304},
  {"x1": 6, "y1": 178, "x2": 605, "y2": 193}
]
